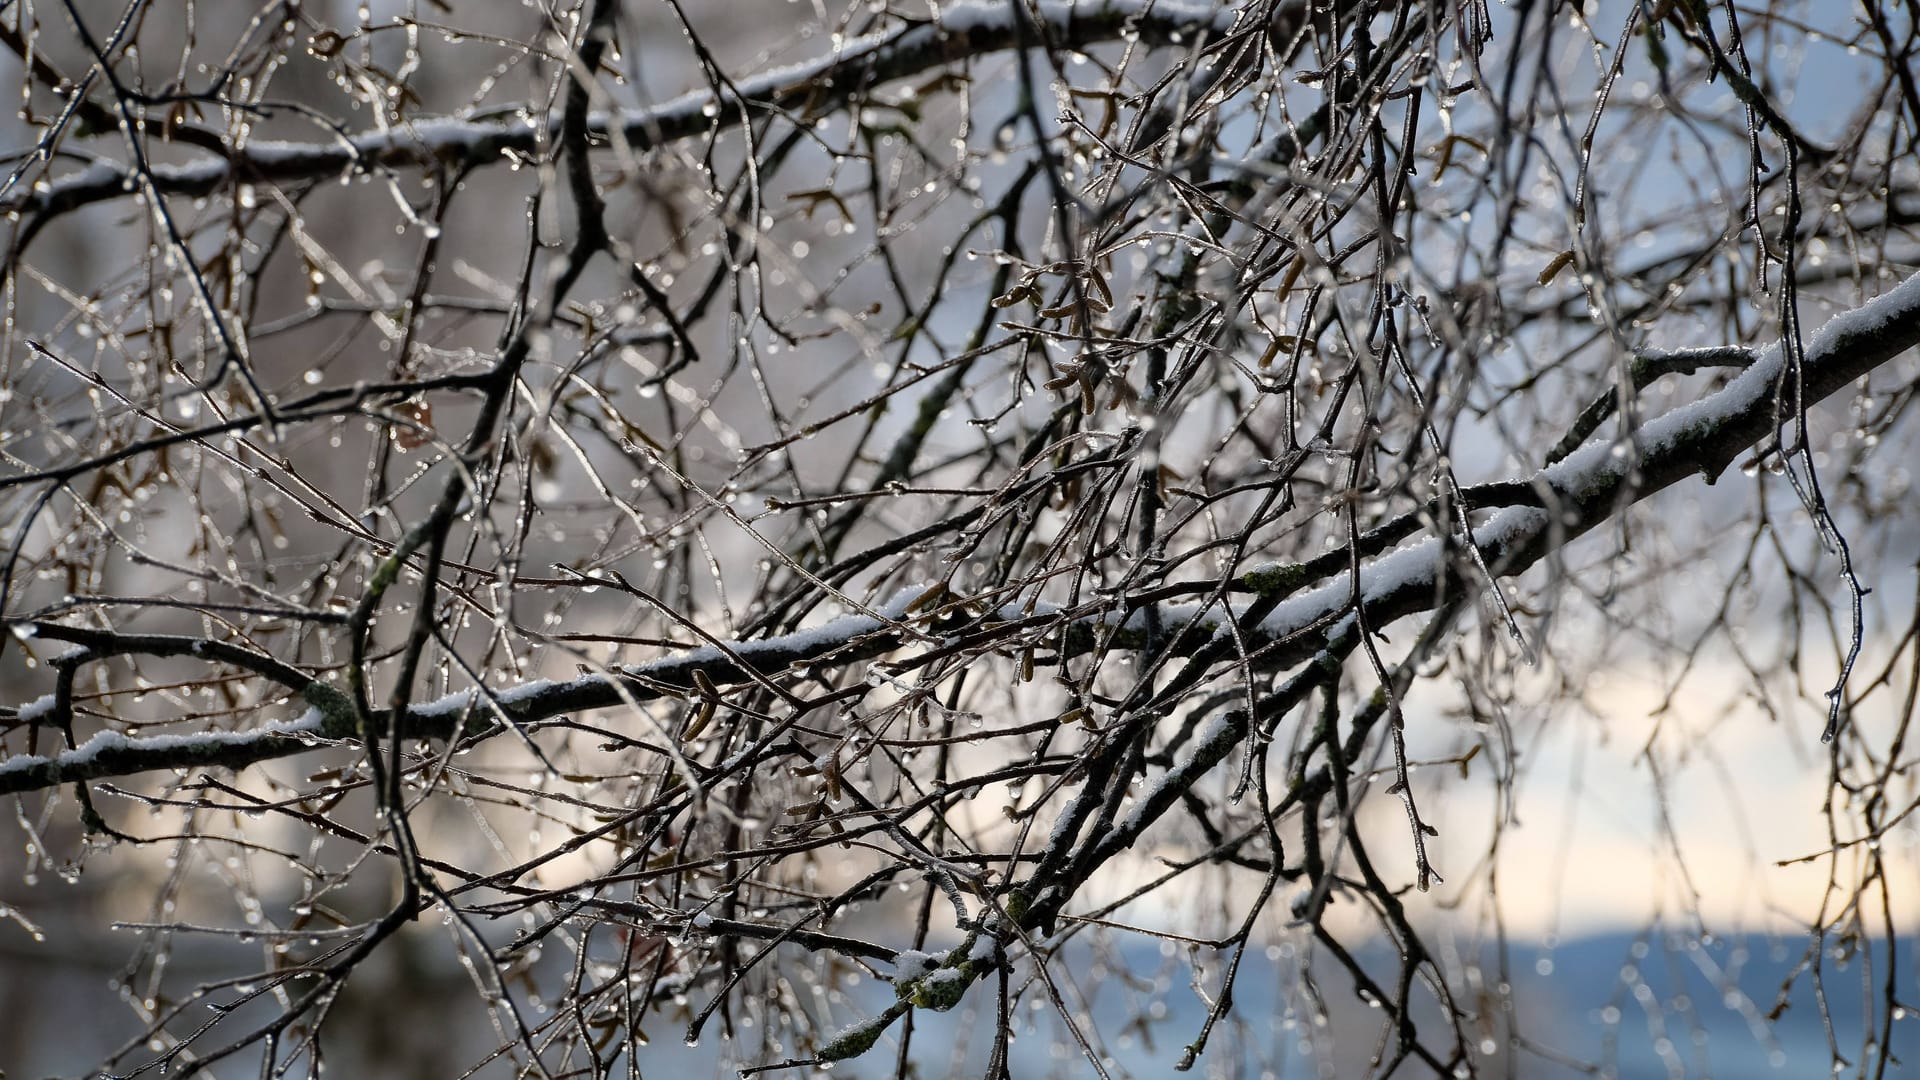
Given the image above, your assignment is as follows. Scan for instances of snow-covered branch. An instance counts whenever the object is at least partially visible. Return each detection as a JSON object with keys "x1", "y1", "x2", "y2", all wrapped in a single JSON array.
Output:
[
  {"x1": 1238, "y1": 272, "x2": 1920, "y2": 670},
  {"x1": 0, "y1": 0, "x2": 1237, "y2": 223},
  {"x1": 5, "y1": 273, "x2": 1918, "y2": 798},
  {"x1": 1103, "y1": 274, "x2": 1920, "y2": 815},
  {"x1": 0, "y1": 586, "x2": 941, "y2": 795}
]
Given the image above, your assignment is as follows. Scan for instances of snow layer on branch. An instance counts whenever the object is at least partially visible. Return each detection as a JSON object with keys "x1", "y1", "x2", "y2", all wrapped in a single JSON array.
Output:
[
  {"x1": 16, "y1": 694, "x2": 58, "y2": 724},
  {"x1": 892, "y1": 949, "x2": 939, "y2": 981},
  {"x1": 1551, "y1": 270, "x2": 1920, "y2": 485},
  {"x1": 632, "y1": 0, "x2": 1220, "y2": 115},
  {"x1": 1243, "y1": 272, "x2": 1920, "y2": 648},
  {"x1": 1, "y1": 0, "x2": 1235, "y2": 218},
  {"x1": 0, "y1": 708, "x2": 325, "y2": 780},
  {"x1": 412, "y1": 583, "x2": 941, "y2": 720},
  {"x1": 9, "y1": 271, "x2": 1917, "y2": 792},
  {"x1": 672, "y1": 582, "x2": 937, "y2": 665},
  {"x1": 413, "y1": 676, "x2": 561, "y2": 720}
]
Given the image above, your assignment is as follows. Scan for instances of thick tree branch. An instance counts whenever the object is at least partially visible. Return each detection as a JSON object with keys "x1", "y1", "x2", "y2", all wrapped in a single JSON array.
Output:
[
  {"x1": 0, "y1": 0, "x2": 1239, "y2": 223},
  {"x1": 6, "y1": 272, "x2": 1916, "y2": 798}
]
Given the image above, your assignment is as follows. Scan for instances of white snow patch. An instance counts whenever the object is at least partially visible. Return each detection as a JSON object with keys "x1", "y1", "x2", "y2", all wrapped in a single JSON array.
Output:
[
  {"x1": 648, "y1": 582, "x2": 935, "y2": 671},
  {"x1": 16, "y1": 694, "x2": 58, "y2": 724},
  {"x1": 893, "y1": 949, "x2": 938, "y2": 981},
  {"x1": 925, "y1": 964, "x2": 970, "y2": 989},
  {"x1": 0, "y1": 708, "x2": 325, "y2": 779}
]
